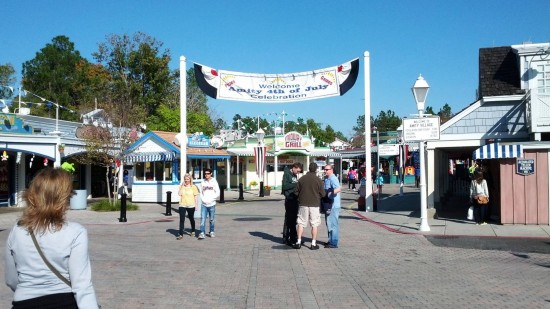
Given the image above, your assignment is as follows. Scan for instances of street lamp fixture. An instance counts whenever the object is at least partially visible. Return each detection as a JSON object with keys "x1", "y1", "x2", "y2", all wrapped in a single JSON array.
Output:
[{"x1": 412, "y1": 74, "x2": 430, "y2": 232}]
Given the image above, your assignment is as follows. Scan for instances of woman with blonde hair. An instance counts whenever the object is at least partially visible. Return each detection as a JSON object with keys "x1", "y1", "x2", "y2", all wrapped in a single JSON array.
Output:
[
  {"x1": 470, "y1": 170, "x2": 489, "y2": 225},
  {"x1": 5, "y1": 168, "x2": 99, "y2": 308},
  {"x1": 177, "y1": 174, "x2": 199, "y2": 239}
]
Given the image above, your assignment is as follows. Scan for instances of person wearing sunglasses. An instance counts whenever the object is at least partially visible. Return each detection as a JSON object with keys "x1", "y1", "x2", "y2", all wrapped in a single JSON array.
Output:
[
  {"x1": 322, "y1": 164, "x2": 342, "y2": 248},
  {"x1": 198, "y1": 168, "x2": 220, "y2": 239}
]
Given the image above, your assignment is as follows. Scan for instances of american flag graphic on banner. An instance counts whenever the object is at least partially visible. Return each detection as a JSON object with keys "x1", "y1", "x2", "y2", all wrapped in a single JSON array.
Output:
[{"x1": 254, "y1": 146, "x2": 266, "y2": 180}]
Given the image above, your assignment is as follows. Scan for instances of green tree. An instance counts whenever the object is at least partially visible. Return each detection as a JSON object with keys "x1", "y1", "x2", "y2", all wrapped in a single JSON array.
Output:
[
  {"x1": 93, "y1": 32, "x2": 173, "y2": 127},
  {"x1": 372, "y1": 110, "x2": 401, "y2": 133},
  {"x1": 21, "y1": 36, "x2": 89, "y2": 120},
  {"x1": 438, "y1": 103, "x2": 453, "y2": 123},
  {"x1": 0, "y1": 63, "x2": 16, "y2": 100},
  {"x1": 188, "y1": 112, "x2": 215, "y2": 135},
  {"x1": 425, "y1": 106, "x2": 435, "y2": 115}
]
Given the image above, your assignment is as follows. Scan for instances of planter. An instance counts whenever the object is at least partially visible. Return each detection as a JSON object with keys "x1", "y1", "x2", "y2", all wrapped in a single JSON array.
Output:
[
  {"x1": 264, "y1": 189, "x2": 271, "y2": 196},
  {"x1": 70, "y1": 189, "x2": 87, "y2": 210}
]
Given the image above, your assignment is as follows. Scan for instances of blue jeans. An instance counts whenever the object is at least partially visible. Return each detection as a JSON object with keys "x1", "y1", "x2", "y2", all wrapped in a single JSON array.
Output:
[
  {"x1": 324, "y1": 207, "x2": 340, "y2": 247},
  {"x1": 200, "y1": 204, "x2": 216, "y2": 234}
]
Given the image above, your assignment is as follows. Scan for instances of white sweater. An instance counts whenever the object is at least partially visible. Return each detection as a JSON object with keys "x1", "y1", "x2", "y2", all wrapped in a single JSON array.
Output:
[{"x1": 5, "y1": 222, "x2": 99, "y2": 308}]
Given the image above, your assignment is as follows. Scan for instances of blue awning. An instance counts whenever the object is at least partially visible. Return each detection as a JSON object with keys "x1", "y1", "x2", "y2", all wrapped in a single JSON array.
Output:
[
  {"x1": 472, "y1": 143, "x2": 523, "y2": 160},
  {"x1": 125, "y1": 151, "x2": 177, "y2": 163}
]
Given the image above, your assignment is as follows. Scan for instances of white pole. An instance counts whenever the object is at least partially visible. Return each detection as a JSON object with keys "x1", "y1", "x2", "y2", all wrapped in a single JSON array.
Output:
[
  {"x1": 226, "y1": 157, "x2": 230, "y2": 190},
  {"x1": 418, "y1": 109, "x2": 430, "y2": 231},
  {"x1": 180, "y1": 56, "x2": 187, "y2": 181},
  {"x1": 399, "y1": 140, "x2": 404, "y2": 196},
  {"x1": 364, "y1": 51, "x2": 373, "y2": 211}
]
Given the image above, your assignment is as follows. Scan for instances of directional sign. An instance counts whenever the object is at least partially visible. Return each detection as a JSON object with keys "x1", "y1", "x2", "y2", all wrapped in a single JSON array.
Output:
[
  {"x1": 403, "y1": 117, "x2": 440, "y2": 141},
  {"x1": 378, "y1": 144, "x2": 399, "y2": 156}
]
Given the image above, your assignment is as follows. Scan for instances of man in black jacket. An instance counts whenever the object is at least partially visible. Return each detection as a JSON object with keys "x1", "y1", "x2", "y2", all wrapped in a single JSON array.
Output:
[{"x1": 281, "y1": 163, "x2": 302, "y2": 246}]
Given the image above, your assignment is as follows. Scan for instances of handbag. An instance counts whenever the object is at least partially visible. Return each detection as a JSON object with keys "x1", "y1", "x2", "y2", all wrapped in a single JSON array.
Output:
[
  {"x1": 476, "y1": 196, "x2": 489, "y2": 205},
  {"x1": 30, "y1": 230, "x2": 71, "y2": 287}
]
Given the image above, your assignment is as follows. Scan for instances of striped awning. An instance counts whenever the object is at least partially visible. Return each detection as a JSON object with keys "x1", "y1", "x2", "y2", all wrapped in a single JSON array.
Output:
[
  {"x1": 125, "y1": 151, "x2": 177, "y2": 163},
  {"x1": 472, "y1": 143, "x2": 523, "y2": 160}
]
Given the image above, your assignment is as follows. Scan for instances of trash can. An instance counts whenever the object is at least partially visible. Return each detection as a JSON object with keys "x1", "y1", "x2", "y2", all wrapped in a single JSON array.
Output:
[{"x1": 70, "y1": 189, "x2": 87, "y2": 210}]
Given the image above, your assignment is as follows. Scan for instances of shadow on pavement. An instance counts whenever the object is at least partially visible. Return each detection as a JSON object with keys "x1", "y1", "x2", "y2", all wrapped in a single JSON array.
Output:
[{"x1": 249, "y1": 231, "x2": 282, "y2": 244}]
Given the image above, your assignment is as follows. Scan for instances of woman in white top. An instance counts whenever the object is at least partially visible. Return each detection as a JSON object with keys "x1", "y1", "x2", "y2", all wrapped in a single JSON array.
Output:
[
  {"x1": 470, "y1": 170, "x2": 489, "y2": 225},
  {"x1": 5, "y1": 168, "x2": 99, "y2": 309}
]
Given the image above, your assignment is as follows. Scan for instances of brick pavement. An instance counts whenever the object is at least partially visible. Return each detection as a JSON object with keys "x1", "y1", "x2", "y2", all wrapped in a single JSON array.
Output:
[{"x1": 0, "y1": 187, "x2": 549, "y2": 308}]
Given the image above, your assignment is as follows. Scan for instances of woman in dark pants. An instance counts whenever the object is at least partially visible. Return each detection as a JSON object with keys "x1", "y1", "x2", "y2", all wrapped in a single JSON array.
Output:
[{"x1": 470, "y1": 171, "x2": 489, "y2": 225}]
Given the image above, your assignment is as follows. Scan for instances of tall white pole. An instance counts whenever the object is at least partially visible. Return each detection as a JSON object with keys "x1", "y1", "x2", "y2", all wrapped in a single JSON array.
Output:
[
  {"x1": 418, "y1": 109, "x2": 430, "y2": 231},
  {"x1": 399, "y1": 139, "x2": 404, "y2": 196},
  {"x1": 364, "y1": 51, "x2": 373, "y2": 211},
  {"x1": 180, "y1": 56, "x2": 187, "y2": 181}
]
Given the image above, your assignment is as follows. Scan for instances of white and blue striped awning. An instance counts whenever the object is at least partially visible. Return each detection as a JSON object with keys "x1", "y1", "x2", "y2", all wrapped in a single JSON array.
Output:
[
  {"x1": 125, "y1": 151, "x2": 177, "y2": 163},
  {"x1": 472, "y1": 143, "x2": 523, "y2": 160}
]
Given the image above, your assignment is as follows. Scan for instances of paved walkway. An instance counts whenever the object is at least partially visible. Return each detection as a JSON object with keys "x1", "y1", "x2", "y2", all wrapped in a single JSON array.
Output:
[{"x1": 0, "y1": 185, "x2": 549, "y2": 308}]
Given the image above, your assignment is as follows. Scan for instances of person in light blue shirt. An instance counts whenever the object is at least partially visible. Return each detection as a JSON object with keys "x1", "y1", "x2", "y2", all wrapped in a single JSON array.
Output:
[{"x1": 322, "y1": 164, "x2": 341, "y2": 248}]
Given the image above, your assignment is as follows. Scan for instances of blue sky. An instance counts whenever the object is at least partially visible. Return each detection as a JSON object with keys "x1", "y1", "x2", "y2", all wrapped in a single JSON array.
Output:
[{"x1": 1, "y1": 1, "x2": 549, "y2": 137}]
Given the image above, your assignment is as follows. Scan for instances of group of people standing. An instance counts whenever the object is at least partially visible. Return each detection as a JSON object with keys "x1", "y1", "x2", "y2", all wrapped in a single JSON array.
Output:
[{"x1": 282, "y1": 162, "x2": 341, "y2": 250}]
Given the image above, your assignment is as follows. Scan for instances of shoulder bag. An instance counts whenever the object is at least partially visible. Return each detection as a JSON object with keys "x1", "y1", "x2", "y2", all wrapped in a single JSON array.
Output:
[{"x1": 30, "y1": 230, "x2": 72, "y2": 287}]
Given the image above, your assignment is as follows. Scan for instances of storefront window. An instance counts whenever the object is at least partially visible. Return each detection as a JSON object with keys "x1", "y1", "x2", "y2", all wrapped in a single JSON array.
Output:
[
  {"x1": 164, "y1": 161, "x2": 172, "y2": 181},
  {"x1": 134, "y1": 161, "x2": 173, "y2": 181},
  {"x1": 135, "y1": 162, "x2": 144, "y2": 180}
]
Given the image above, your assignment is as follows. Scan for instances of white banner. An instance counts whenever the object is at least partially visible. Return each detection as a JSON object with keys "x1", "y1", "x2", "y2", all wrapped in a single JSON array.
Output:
[{"x1": 194, "y1": 58, "x2": 359, "y2": 103}]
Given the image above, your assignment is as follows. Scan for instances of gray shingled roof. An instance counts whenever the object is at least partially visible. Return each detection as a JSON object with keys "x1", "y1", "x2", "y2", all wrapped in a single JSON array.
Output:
[{"x1": 478, "y1": 46, "x2": 521, "y2": 98}]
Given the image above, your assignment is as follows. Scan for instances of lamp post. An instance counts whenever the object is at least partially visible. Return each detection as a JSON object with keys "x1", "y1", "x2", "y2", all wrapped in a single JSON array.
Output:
[
  {"x1": 412, "y1": 74, "x2": 430, "y2": 232},
  {"x1": 256, "y1": 128, "x2": 266, "y2": 197}
]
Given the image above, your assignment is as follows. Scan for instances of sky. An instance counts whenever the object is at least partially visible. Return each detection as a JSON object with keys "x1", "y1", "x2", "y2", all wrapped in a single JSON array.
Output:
[{"x1": 1, "y1": 1, "x2": 549, "y2": 138}]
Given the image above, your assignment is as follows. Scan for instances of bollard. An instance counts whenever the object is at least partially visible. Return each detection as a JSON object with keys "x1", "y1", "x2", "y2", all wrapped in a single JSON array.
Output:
[
  {"x1": 219, "y1": 186, "x2": 225, "y2": 203},
  {"x1": 238, "y1": 183, "x2": 244, "y2": 200},
  {"x1": 259, "y1": 181, "x2": 264, "y2": 197},
  {"x1": 165, "y1": 191, "x2": 172, "y2": 216},
  {"x1": 119, "y1": 193, "x2": 127, "y2": 222}
]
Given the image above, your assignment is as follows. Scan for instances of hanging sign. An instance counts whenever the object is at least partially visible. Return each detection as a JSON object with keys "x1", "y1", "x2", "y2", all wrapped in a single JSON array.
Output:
[
  {"x1": 194, "y1": 59, "x2": 359, "y2": 103},
  {"x1": 516, "y1": 158, "x2": 535, "y2": 176}
]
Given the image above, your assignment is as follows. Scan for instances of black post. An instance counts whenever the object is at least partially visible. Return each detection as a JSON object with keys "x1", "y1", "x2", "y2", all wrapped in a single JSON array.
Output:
[
  {"x1": 219, "y1": 186, "x2": 225, "y2": 203},
  {"x1": 238, "y1": 183, "x2": 244, "y2": 200},
  {"x1": 165, "y1": 191, "x2": 172, "y2": 216},
  {"x1": 119, "y1": 193, "x2": 127, "y2": 222},
  {"x1": 259, "y1": 181, "x2": 264, "y2": 197}
]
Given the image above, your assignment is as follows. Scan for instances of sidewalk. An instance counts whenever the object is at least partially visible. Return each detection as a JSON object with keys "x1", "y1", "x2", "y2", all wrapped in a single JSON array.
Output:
[{"x1": 1, "y1": 185, "x2": 549, "y2": 308}]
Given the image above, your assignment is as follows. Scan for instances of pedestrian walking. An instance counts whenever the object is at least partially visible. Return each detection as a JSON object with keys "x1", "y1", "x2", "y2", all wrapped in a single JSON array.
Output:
[
  {"x1": 5, "y1": 168, "x2": 100, "y2": 309},
  {"x1": 198, "y1": 168, "x2": 220, "y2": 239},
  {"x1": 294, "y1": 162, "x2": 325, "y2": 250},
  {"x1": 177, "y1": 174, "x2": 199, "y2": 239},
  {"x1": 323, "y1": 164, "x2": 341, "y2": 248},
  {"x1": 281, "y1": 163, "x2": 302, "y2": 246},
  {"x1": 348, "y1": 167, "x2": 357, "y2": 190}
]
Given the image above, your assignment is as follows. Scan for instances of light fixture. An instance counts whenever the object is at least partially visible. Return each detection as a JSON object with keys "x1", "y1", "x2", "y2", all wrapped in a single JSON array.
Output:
[
  {"x1": 256, "y1": 128, "x2": 265, "y2": 145},
  {"x1": 412, "y1": 74, "x2": 430, "y2": 112}
]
